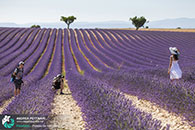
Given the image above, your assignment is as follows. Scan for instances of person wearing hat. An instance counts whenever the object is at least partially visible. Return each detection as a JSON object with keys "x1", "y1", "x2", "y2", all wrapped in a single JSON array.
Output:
[
  {"x1": 12, "y1": 61, "x2": 24, "y2": 96},
  {"x1": 168, "y1": 47, "x2": 182, "y2": 81},
  {"x1": 52, "y1": 74, "x2": 66, "y2": 95}
]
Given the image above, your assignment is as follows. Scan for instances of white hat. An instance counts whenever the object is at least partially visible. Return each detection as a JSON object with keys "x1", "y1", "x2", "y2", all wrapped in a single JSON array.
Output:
[
  {"x1": 19, "y1": 61, "x2": 24, "y2": 65},
  {"x1": 169, "y1": 47, "x2": 180, "y2": 55}
]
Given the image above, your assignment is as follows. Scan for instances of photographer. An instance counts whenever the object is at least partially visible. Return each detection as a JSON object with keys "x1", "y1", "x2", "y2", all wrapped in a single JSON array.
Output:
[
  {"x1": 52, "y1": 74, "x2": 66, "y2": 95},
  {"x1": 12, "y1": 61, "x2": 24, "y2": 96}
]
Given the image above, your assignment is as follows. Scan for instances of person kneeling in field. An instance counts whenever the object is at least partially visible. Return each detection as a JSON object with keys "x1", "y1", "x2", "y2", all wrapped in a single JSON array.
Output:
[{"x1": 52, "y1": 74, "x2": 67, "y2": 95}]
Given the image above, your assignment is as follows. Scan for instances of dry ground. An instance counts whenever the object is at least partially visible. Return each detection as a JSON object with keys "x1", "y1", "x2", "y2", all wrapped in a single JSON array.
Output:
[{"x1": 49, "y1": 83, "x2": 85, "y2": 130}]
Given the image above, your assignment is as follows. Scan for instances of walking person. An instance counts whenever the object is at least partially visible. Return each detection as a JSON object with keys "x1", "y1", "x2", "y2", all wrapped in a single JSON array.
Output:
[
  {"x1": 168, "y1": 47, "x2": 182, "y2": 81},
  {"x1": 52, "y1": 74, "x2": 66, "y2": 95},
  {"x1": 12, "y1": 61, "x2": 24, "y2": 96}
]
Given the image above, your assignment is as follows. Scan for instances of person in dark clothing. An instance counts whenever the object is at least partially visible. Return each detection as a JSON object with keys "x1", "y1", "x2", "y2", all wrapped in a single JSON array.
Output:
[
  {"x1": 52, "y1": 74, "x2": 65, "y2": 95},
  {"x1": 13, "y1": 61, "x2": 24, "y2": 96}
]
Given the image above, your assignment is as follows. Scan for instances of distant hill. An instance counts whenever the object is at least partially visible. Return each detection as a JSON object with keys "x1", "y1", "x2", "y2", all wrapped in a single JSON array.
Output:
[
  {"x1": 0, "y1": 21, "x2": 132, "y2": 29},
  {"x1": 0, "y1": 18, "x2": 195, "y2": 29},
  {"x1": 0, "y1": 22, "x2": 18, "y2": 27},
  {"x1": 148, "y1": 18, "x2": 195, "y2": 28}
]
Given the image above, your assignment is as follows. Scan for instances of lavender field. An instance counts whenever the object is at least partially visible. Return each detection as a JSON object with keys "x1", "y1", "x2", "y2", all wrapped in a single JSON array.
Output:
[{"x1": 0, "y1": 27, "x2": 195, "y2": 129}]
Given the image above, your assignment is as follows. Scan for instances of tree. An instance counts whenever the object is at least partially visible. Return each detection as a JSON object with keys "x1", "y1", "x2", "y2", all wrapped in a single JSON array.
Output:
[
  {"x1": 60, "y1": 16, "x2": 76, "y2": 29},
  {"x1": 129, "y1": 16, "x2": 147, "y2": 30},
  {"x1": 31, "y1": 25, "x2": 41, "y2": 28}
]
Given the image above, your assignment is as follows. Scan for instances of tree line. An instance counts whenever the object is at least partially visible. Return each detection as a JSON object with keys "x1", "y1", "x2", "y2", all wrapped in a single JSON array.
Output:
[{"x1": 31, "y1": 16, "x2": 148, "y2": 30}]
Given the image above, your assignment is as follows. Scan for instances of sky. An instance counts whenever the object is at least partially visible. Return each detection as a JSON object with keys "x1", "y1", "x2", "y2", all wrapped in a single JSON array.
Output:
[{"x1": 0, "y1": 0, "x2": 195, "y2": 24}]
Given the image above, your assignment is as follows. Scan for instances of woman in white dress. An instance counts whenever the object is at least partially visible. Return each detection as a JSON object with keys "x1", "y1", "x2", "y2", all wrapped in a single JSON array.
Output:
[{"x1": 168, "y1": 47, "x2": 182, "y2": 81}]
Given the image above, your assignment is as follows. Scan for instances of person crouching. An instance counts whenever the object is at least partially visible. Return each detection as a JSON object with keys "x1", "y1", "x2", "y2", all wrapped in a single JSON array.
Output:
[{"x1": 52, "y1": 74, "x2": 66, "y2": 95}]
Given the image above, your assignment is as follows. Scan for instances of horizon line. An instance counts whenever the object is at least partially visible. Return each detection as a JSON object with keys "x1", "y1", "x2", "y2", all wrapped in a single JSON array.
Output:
[{"x1": 1, "y1": 17, "x2": 195, "y2": 25}]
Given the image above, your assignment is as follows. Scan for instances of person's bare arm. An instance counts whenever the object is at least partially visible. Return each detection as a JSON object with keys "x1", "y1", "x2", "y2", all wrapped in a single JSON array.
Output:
[
  {"x1": 13, "y1": 70, "x2": 19, "y2": 79},
  {"x1": 177, "y1": 49, "x2": 180, "y2": 54},
  {"x1": 13, "y1": 72, "x2": 17, "y2": 76},
  {"x1": 13, "y1": 71, "x2": 20, "y2": 79},
  {"x1": 177, "y1": 48, "x2": 180, "y2": 52},
  {"x1": 168, "y1": 56, "x2": 173, "y2": 74}
]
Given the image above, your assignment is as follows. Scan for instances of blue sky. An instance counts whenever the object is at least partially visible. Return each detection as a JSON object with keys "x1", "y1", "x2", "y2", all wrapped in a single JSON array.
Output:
[{"x1": 0, "y1": 0, "x2": 195, "y2": 24}]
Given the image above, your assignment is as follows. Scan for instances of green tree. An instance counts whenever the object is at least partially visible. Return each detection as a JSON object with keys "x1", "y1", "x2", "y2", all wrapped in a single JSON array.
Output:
[
  {"x1": 31, "y1": 25, "x2": 41, "y2": 28},
  {"x1": 129, "y1": 16, "x2": 147, "y2": 30},
  {"x1": 60, "y1": 16, "x2": 76, "y2": 29}
]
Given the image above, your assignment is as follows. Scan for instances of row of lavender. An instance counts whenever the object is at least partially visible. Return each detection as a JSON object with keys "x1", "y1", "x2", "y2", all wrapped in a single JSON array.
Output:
[
  {"x1": 0, "y1": 28, "x2": 168, "y2": 129},
  {"x1": 0, "y1": 28, "x2": 195, "y2": 129},
  {"x1": 66, "y1": 29, "x2": 195, "y2": 127},
  {"x1": 0, "y1": 28, "x2": 41, "y2": 105},
  {"x1": 1, "y1": 28, "x2": 195, "y2": 74},
  {"x1": 62, "y1": 29, "x2": 168, "y2": 129},
  {"x1": 2, "y1": 29, "x2": 62, "y2": 115},
  {"x1": 68, "y1": 72, "x2": 168, "y2": 130},
  {"x1": 95, "y1": 29, "x2": 195, "y2": 126},
  {"x1": 0, "y1": 28, "x2": 50, "y2": 105},
  {"x1": 0, "y1": 27, "x2": 194, "y2": 97},
  {"x1": 0, "y1": 28, "x2": 194, "y2": 109},
  {"x1": 98, "y1": 68, "x2": 195, "y2": 126},
  {"x1": 0, "y1": 28, "x2": 151, "y2": 130}
]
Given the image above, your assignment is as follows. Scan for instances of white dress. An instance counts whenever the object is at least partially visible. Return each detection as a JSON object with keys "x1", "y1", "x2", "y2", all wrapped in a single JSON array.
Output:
[{"x1": 170, "y1": 60, "x2": 182, "y2": 80}]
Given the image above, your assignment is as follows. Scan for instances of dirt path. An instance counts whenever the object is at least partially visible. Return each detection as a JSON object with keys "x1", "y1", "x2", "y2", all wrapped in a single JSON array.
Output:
[
  {"x1": 49, "y1": 85, "x2": 85, "y2": 130},
  {"x1": 0, "y1": 97, "x2": 14, "y2": 114},
  {"x1": 124, "y1": 94, "x2": 194, "y2": 130}
]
